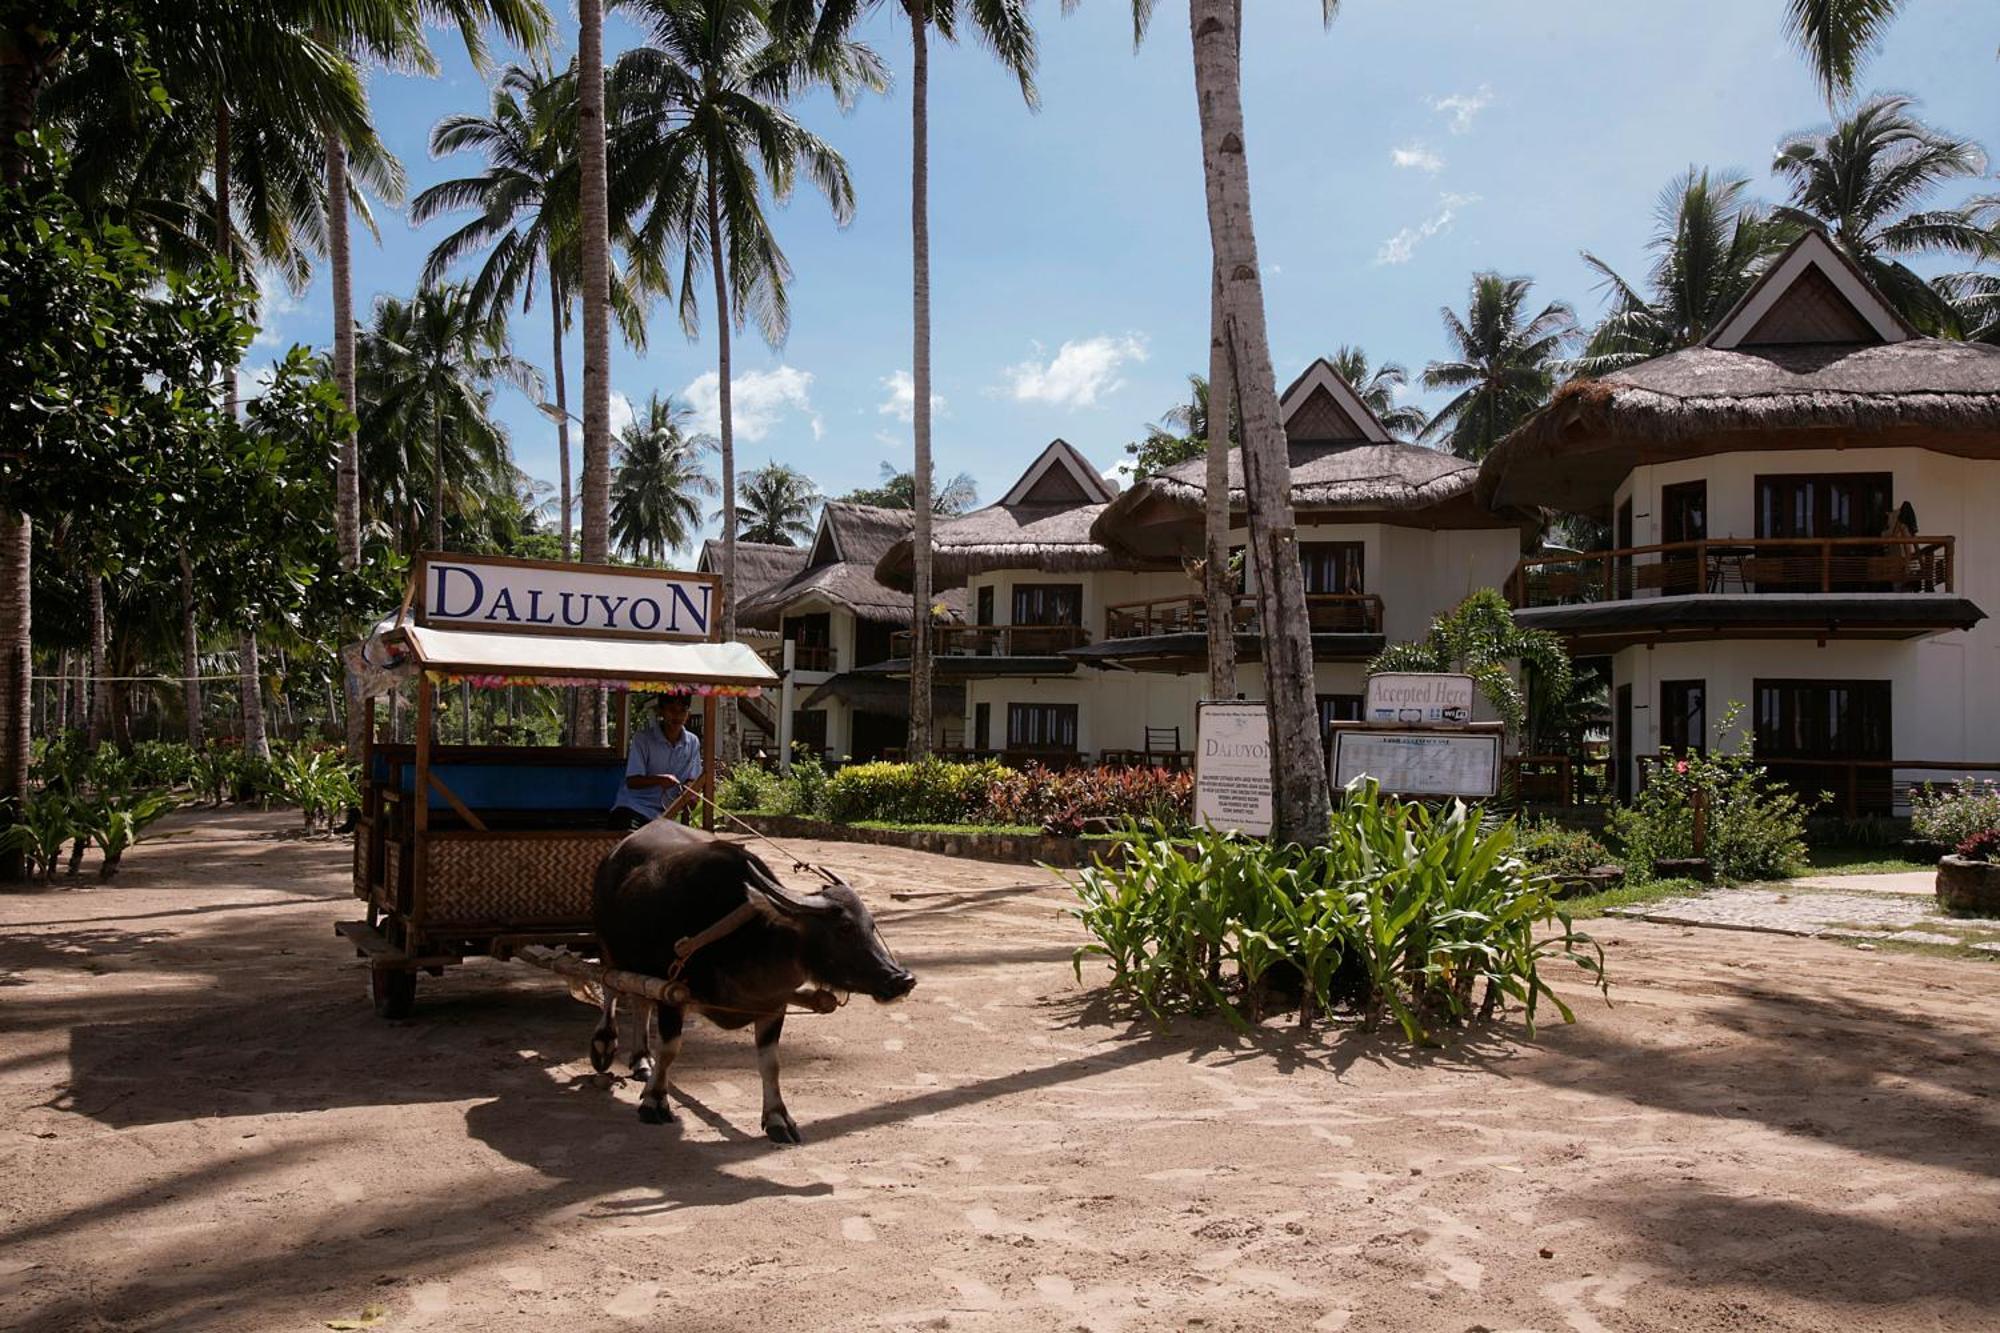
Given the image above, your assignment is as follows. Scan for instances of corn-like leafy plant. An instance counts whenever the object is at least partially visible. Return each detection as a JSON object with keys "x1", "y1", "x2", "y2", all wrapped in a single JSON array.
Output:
[
  {"x1": 76, "y1": 788, "x2": 181, "y2": 878},
  {"x1": 0, "y1": 790, "x2": 84, "y2": 882},
  {"x1": 273, "y1": 746, "x2": 359, "y2": 832},
  {"x1": 1069, "y1": 781, "x2": 1608, "y2": 1044}
]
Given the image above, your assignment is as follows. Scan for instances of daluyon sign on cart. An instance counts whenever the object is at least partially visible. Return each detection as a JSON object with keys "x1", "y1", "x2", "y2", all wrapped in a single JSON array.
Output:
[
  {"x1": 416, "y1": 553, "x2": 717, "y2": 641},
  {"x1": 1193, "y1": 700, "x2": 1273, "y2": 836}
]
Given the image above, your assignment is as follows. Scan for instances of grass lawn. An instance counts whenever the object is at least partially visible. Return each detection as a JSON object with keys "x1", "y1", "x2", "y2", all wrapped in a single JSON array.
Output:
[
  {"x1": 1806, "y1": 845, "x2": 1932, "y2": 876},
  {"x1": 1563, "y1": 876, "x2": 1710, "y2": 919}
]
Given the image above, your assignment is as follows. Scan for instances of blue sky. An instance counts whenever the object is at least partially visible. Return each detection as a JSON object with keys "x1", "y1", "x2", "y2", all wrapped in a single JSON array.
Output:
[{"x1": 253, "y1": 0, "x2": 1999, "y2": 544}]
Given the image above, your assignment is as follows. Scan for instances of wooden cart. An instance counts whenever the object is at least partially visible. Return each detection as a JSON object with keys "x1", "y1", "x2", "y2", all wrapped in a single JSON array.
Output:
[{"x1": 338, "y1": 553, "x2": 777, "y2": 1017}]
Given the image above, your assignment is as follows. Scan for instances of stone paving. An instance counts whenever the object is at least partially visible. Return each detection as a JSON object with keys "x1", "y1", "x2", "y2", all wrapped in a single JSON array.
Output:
[{"x1": 1607, "y1": 871, "x2": 2000, "y2": 951}]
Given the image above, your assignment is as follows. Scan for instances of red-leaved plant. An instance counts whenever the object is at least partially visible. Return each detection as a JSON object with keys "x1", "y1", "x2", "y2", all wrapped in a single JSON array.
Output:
[{"x1": 1954, "y1": 829, "x2": 2000, "y2": 863}]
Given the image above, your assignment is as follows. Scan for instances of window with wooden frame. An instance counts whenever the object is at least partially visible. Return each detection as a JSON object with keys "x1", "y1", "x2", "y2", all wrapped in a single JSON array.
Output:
[
  {"x1": 1009, "y1": 583, "x2": 1082, "y2": 626},
  {"x1": 1297, "y1": 542, "x2": 1365, "y2": 595},
  {"x1": 1660, "y1": 679, "x2": 1706, "y2": 754},
  {"x1": 1006, "y1": 702, "x2": 1078, "y2": 751}
]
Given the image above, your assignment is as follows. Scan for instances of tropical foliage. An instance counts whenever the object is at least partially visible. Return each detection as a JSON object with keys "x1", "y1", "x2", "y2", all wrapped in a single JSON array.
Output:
[
  {"x1": 841, "y1": 462, "x2": 979, "y2": 515},
  {"x1": 611, "y1": 393, "x2": 717, "y2": 562},
  {"x1": 732, "y1": 462, "x2": 821, "y2": 545},
  {"x1": 1368, "y1": 590, "x2": 1574, "y2": 737},
  {"x1": 1420, "y1": 274, "x2": 1576, "y2": 461}
]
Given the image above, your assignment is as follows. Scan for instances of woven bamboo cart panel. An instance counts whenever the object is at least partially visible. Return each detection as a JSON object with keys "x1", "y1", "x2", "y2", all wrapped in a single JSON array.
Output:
[
  {"x1": 421, "y1": 831, "x2": 625, "y2": 927},
  {"x1": 352, "y1": 829, "x2": 367, "y2": 897},
  {"x1": 378, "y1": 840, "x2": 404, "y2": 914}
]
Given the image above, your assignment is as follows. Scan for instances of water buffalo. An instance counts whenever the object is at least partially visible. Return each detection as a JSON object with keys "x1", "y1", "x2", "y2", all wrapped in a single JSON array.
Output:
[{"x1": 590, "y1": 820, "x2": 916, "y2": 1143}]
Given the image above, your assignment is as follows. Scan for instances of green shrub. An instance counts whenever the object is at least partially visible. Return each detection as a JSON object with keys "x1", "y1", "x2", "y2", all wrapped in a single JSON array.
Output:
[
  {"x1": 717, "y1": 762, "x2": 781, "y2": 812},
  {"x1": 775, "y1": 750, "x2": 831, "y2": 819},
  {"x1": 1912, "y1": 777, "x2": 2000, "y2": 849},
  {"x1": 1606, "y1": 707, "x2": 1812, "y2": 883},
  {"x1": 824, "y1": 758, "x2": 1011, "y2": 825},
  {"x1": 1516, "y1": 820, "x2": 1613, "y2": 878},
  {"x1": 1069, "y1": 781, "x2": 1606, "y2": 1043},
  {"x1": 127, "y1": 741, "x2": 201, "y2": 790},
  {"x1": 0, "y1": 789, "x2": 83, "y2": 882},
  {"x1": 273, "y1": 746, "x2": 359, "y2": 831},
  {"x1": 76, "y1": 788, "x2": 180, "y2": 878},
  {"x1": 986, "y1": 765, "x2": 1194, "y2": 835}
]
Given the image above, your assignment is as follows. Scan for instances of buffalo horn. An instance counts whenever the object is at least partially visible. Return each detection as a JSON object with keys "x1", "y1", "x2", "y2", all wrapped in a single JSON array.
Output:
[{"x1": 745, "y1": 861, "x2": 838, "y2": 917}]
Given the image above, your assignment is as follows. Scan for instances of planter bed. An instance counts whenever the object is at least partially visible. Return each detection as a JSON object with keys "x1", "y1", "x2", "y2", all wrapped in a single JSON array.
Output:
[
  {"x1": 731, "y1": 813, "x2": 1124, "y2": 869},
  {"x1": 1935, "y1": 855, "x2": 2000, "y2": 916}
]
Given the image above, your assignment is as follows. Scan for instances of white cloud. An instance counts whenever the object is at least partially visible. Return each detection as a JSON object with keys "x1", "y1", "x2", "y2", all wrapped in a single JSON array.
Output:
[
  {"x1": 877, "y1": 369, "x2": 946, "y2": 423},
  {"x1": 1429, "y1": 85, "x2": 1492, "y2": 134},
  {"x1": 1002, "y1": 334, "x2": 1149, "y2": 410},
  {"x1": 680, "y1": 365, "x2": 822, "y2": 443},
  {"x1": 251, "y1": 268, "x2": 302, "y2": 348},
  {"x1": 609, "y1": 391, "x2": 635, "y2": 437},
  {"x1": 1375, "y1": 192, "x2": 1479, "y2": 266},
  {"x1": 1391, "y1": 142, "x2": 1444, "y2": 173}
]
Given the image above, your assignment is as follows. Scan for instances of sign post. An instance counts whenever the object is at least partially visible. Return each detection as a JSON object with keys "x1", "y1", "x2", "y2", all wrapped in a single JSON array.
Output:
[
  {"x1": 1334, "y1": 672, "x2": 1500, "y2": 802},
  {"x1": 1194, "y1": 700, "x2": 1274, "y2": 836}
]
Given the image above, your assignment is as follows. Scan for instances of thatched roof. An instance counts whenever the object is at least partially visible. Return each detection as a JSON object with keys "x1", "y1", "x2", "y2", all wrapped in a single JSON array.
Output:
[
  {"x1": 1482, "y1": 338, "x2": 2000, "y2": 513},
  {"x1": 876, "y1": 440, "x2": 1157, "y2": 588},
  {"x1": 699, "y1": 538, "x2": 808, "y2": 612},
  {"x1": 737, "y1": 502, "x2": 963, "y2": 628}
]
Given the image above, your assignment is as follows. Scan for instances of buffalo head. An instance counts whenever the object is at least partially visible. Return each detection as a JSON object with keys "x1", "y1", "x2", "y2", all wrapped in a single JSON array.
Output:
[{"x1": 745, "y1": 865, "x2": 916, "y2": 1003}]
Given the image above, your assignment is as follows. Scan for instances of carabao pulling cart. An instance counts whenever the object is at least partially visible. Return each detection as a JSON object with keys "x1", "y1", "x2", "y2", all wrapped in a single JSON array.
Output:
[{"x1": 338, "y1": 552, "x2": 778, "y2": 1018}]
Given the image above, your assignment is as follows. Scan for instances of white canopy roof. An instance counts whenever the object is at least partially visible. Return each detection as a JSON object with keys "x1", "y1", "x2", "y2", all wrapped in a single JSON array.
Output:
[{"x1": 380, "y1": 623, "x2": 777, "y2": 690}]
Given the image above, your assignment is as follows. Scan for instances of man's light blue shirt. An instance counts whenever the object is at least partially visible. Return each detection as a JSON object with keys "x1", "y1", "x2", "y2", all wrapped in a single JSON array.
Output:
[{"x1": 610, "y1": 722, "x2": 703, "y2": 820}]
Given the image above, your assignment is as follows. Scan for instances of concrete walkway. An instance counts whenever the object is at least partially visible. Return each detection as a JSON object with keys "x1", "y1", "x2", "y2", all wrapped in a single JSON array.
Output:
[{"x1": 1607, "y1": 869, "x2": 2000, "y2": 953}]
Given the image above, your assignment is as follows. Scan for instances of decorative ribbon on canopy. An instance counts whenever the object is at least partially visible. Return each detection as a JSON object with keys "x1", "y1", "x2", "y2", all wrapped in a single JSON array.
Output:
[{"x1": 422, "y1": 670, "x2": 764, "y2": 697}]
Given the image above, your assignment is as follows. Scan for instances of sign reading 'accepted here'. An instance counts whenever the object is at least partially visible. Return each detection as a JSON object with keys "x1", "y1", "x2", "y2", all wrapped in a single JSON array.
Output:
[
  {"x1": 418, "y1": 556, "x2": 716, "y2": 641},
  {"x1": 1365, "y1": 672, "x2": 1476, "y2": 726},
  {"x1": 1193, "y1": 700, "x2": 1273, "y2": 836}
]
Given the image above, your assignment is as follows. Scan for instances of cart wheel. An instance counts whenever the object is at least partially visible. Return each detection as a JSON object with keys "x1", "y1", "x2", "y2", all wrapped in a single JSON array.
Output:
[{"x1": 371, "y1": 965, "x2": 416, "y2": 1019}]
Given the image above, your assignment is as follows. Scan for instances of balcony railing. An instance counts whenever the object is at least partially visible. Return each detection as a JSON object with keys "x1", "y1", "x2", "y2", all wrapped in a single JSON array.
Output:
[
  {"x1": 759, "y1": 641, "x2": 834, "y2": 672},
  {"x1": 1509, "y1": 536, "x2": 1955, "y2": 609},
  {"x1": 888, "y1": 624, "x2": 1091, "y2": 658},
  {"x1": 1103, "y1": 592, "x2": 1385, "y2": 639}
]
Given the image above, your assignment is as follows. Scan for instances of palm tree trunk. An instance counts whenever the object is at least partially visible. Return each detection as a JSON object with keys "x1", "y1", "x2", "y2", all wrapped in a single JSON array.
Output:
[
  {"x1": 1188, "y1": 0, "x2": 1330, "y2": 845},
  {"x1": 708, "y1": 168, "x2": 742, "y2": 766},
  {"x1": 577, "y1": 0, "x2": 612, "y2": 567},
  {"x1": 0, "y1": 516, "x2": 29, "y2": 882},
  {"x1": 215, "y1": 101, "x2": 239, "y2": 417},
  {"x1": 87, "y1": 575, "x2": 109, "y2": 749},
  {"x1": 431, "y1": 407, "x2": 446, "y2": 550},
  {"x1": 1204, "y1": 263, "x2": 1237, "y2": 701},
  {"x1": 550, "y1": 269, "x2": 574, "y2": 562},
  {"x1": 240, "y1": 629, "x2": 270, "y2": 761},
  {"x1": 179, "y1": 547, "x2": 204, "y2": 749},
  {"x1": 906, "y1": 14, "x2": 934, "y2": 761},
  {"x1": 328, "y1": 131, "x2": 366, "y2": 764}
]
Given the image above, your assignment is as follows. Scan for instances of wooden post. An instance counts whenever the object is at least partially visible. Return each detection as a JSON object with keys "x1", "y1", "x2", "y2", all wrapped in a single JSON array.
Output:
[
  {"x1": 412, "y1": 675, "x2": 433, "y2": 933},
  {"x1": 613, "y1": 689, "x2": 630, "y2": 754},
  {"x1": 700, "y1": 693, "x2": 718, "y2": 831},
  {"x1": 1821, "y1": 540, "x2": 1832, "y2": 593},
  {"x1": 1691, "y1": 786, "x2": 1707, "y2": 860}
]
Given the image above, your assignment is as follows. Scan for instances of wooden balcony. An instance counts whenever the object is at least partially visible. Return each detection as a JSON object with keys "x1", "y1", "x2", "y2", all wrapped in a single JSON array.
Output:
[
  {"x1": 889, "y1": 624, "x2": 1090, "y2": 658},
  {"x1": 1508, "y1": 536, "x2": 1956, "y2": 609},
  {"x1": 759, "y1": 641, "x2": 834, "y2": 672},
  {"x1": 1103, "y1": 592, "x2": 1385, "y2": 639}
]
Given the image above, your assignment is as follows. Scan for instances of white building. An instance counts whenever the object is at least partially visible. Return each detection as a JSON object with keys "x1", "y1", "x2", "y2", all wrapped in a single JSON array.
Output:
[
  {"x1": 1481, "y1": 230, "x2": 2000, "y2": 814},
  {"x1": 867, "y1": 362, "x2": 1532, "y2": 764}
]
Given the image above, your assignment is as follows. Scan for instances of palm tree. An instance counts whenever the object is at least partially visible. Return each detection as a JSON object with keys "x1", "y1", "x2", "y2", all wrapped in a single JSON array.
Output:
[
  {"x1": 841, "y1": 462, "x2": 978, "y2": 514},
  {"x1": 1575, "y1": 168, "x2": 1794, "y2": 375},
  {"x1": 1325, "y1": 346, "x2": 1428, "y2": 438},
  {"x1": 1772, "y1": 95, "x2": 1995, "y2": 332},
  {"x1": 1420, "y1": 274, "x2": 1576, "y2": 461},
  {"x1": 579, "y1": 0, "x2": 613, "y2": 571},
  {"x1": 1785, "y1": 0, "x2": 1905, "y2": 105},
  {"x1": 771, "y1": 0, "x2": 1037, "y2": 760},
  {"x1": 413, "y1": 59, "x2": 655, "y2": 563},
  {"x1": 611, "y1": 394, "x2": 718, "y2": 563},
  {"x1": 1122, "y1": 0, "x2": 1339, "y2": 844},
  {"x1": 355, "y1": 286, "x2": 540, "y2": 552},
  {"x1": 617, "y1": 0, "x2": 879, "y2": 760},
  {"x1": 733, "y1": 464, "x2": 821, "y2": 546}
]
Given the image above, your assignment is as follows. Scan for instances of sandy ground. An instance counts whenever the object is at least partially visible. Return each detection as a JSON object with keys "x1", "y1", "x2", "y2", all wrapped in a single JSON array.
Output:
[{"x1": 3, "y1": 809, "x2": 1998, "y2": 1333}]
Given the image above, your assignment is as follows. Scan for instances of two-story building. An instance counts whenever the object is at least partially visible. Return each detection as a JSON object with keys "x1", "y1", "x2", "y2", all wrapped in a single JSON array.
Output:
[
  {"x1": 735, "y1": 501, "x2": 963, "y2": 761},
  {"x1": 868, "y1": 361, "x2": 1533, "y2": 764},
  {"x1": 1481, "y1": 229, "x2": 2000, "y2": 813}
]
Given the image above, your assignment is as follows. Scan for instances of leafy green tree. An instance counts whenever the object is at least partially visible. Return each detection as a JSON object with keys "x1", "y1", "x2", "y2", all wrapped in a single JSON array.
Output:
[
  {"x1": 355, "y1": 284, "x2": 540, "y2": 553},
  {"x1": 732, "y1": 463, "x2": 820, "y2": 546},
  {"x1": 1773, "y1": 95, "x2": 1995, "y2": 332},
  {"x1": 611, "y1": 393, "x2": 717, "y2": 563},
  {"x1": 1576, "y1": 168, "x2": 1795, "y2": 375},
  {"x1": 1369, "y1": 589, "x2": 1573, "y2": 738},
  {"x1": 841, "y1": 462, "x2": 977, "y2": 514},
  {"x1": 1124, "y1": 373, "x2": 1220, "y2": 481},
  {"x1": 1420, "y1": 274, "x2": 1576, "y2": 461}
]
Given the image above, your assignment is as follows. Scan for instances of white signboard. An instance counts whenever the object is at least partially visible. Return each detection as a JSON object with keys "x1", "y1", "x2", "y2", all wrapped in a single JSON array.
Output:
[
  {"x1": 417, "y1": 555, "x2": 716, "y2": 641},
  {"x1": 1332, "y1": 728, "x2": 1500, "y2": 800},
  {"x1": 1194, "y1": 701, "x2": 1273, "y2": 836},
  {"x1": 1365, "y1": 672, "x2": 1476, "y2": 727}
]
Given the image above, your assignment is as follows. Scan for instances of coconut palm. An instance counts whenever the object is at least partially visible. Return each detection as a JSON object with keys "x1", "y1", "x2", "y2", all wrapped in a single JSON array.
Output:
[
  {"x1": 732, "y1": 464, "x2": 821, "y2": 546},
  {"x1": 770, "y1": 0, "x2": 1037, "y2": 759},
  {"x1": 1575, "y1": 168, "x2": 1795, "y2": 375},
  {"x1": 1119, "y1": 0, "x2": 1341, "y2": 843},
  {"x1": 578, "y1": 0, "x2": 614, "y2": 571},
  {"x1": 1421, "y1": 274, "x2": 1577, "y2": 462},
  {"x1": 842, "y1": 462, "x2": 978, "y2": 514},
  {"x1": 1785, "y1": 0, "x2": 1904, "y2": 105},
  {"x1": 355, "y1": 285, "x2": 541, "y2": 553},
  {"x1": 413, "y1": 59, "x2": 656, "y2": 563},
  {"x1": 611, "y1": 394, "x2": 718, "y2": 563},
  {"x1": 1325, "y1": 346, "x2": 1428, "y2": 439},
  {"x1": 1772, "y1": 95, "x2": 1996, "y2": 332}
]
